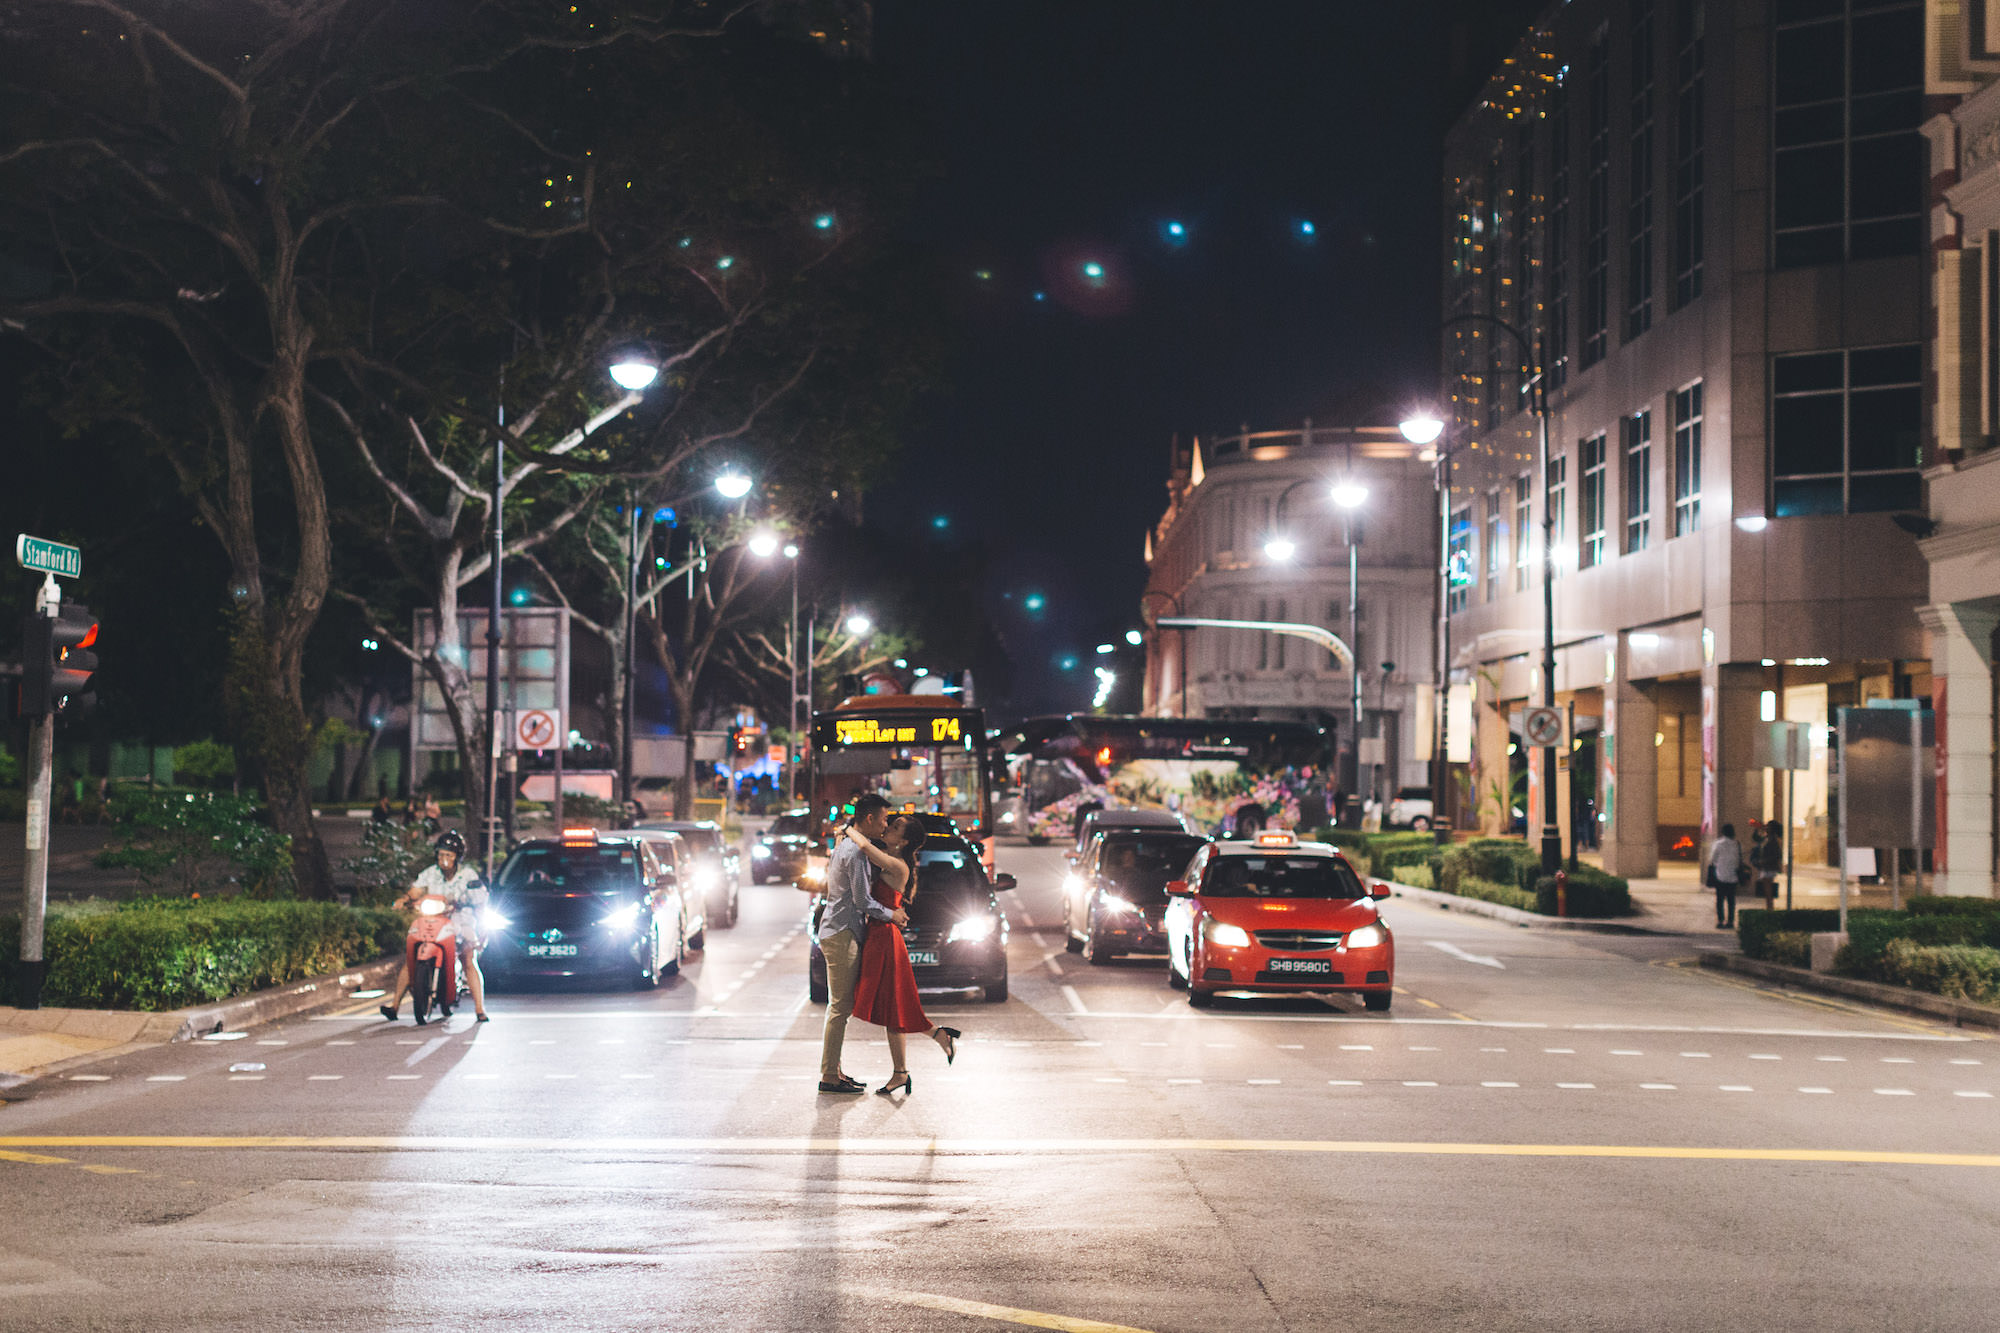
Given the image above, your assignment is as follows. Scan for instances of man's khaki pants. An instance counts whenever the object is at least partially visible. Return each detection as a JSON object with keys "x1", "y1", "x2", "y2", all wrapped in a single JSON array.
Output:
[{"x1": 819, "y1": 928, "x2": 862, "y2": 1083}]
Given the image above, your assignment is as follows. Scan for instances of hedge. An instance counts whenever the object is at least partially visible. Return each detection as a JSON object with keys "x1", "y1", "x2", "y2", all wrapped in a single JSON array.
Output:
[
  {"x1": 1879, "y1": 939, "x2": 2000, "y2": 1004},
  {"x1": 1304, "y1": 829, "x2": 1441, "y2": 875},
  {"x1": 1906, "y1": 895, "x2": 2000, "y2": 919},
  {"x1": 1736, "y1": 908, "x2": 1843, "y2": 960},
  {"x1": 1454, "y1": 876, "x2": 1537, "y2": 912},
  {"x1": 1838, "y1": 909, "x2": 2000, "y2": 978},
  {"x1": 1534, "y1": 866, "x2": 1631, "y2": 917},
  {"x1": 0, "y1": 898, "x2": 404, "y2": 1011}
]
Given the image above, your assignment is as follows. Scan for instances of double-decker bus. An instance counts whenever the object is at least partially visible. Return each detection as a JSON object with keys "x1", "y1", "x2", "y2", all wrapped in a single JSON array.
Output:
[{"x1": 809, "y1": 694, "x2": 994, "y2": 866}]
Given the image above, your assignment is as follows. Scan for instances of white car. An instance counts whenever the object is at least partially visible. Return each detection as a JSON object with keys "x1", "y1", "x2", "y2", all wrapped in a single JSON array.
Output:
[{"x1": 1385, "y1": 787, "x2": 1435, "y2": 830}]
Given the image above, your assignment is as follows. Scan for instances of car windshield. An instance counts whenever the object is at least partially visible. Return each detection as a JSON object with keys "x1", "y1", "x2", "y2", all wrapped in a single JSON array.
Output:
[
  {"x1": 768, "y1": 814, "x2": 814, "y2": 838},
  {"x1": 1096, "y1": 835, "x2": 1204, "y2": 904},
  {"x1": 1202, "y1": 855, "x2": 1363, "y2": 899},
  {"x1": 499, "y1": 845, "x2": 642, "y2": 895},
  {"x1": 671, "y1": 828, "x2": 720, "y2": 854},
  {"x1": 911, "y1": 848, "x2": 988, "y2": 903}
]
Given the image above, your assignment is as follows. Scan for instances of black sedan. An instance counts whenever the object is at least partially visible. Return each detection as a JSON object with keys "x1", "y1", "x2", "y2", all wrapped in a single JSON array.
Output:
[
  {"x1": 808, "y1": 828, "x2": 1016, "y2": 1004},
  {"x1": 1063, "y1": 828, "x2": 1208, "y2": 964},
  {"x1": 482, "y1": 832, "x2": 684, "y2": 989},
  {"x1": 751, "y1": 808, "x2": 816, "y2": 884}
]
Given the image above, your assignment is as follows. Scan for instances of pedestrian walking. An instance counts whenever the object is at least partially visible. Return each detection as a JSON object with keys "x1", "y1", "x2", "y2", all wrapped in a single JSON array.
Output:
[
  {"x1": 816, "y1": 795, "x2": 907, "y2": 1093},
  {"x1": 845, "y1": 813, "x2": 962, "y2": 1096},
  {"x1": 1707, "y1": 822, "x2": 1744, "y2": 930},
  {"x1": 1752, "y1": 822, "x2": 1783, "y2": 908}
]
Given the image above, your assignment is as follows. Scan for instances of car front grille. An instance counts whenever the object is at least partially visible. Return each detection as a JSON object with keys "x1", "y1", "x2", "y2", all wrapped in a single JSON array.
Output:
[{"x1": 1254, "y1": 930, "x2": 1342, "y2": 951}]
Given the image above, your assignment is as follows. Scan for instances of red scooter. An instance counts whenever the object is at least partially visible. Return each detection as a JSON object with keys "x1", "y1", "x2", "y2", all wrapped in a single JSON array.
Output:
[{"x1": 405, "y1": 892, "x2": 459, "y2": 1025}]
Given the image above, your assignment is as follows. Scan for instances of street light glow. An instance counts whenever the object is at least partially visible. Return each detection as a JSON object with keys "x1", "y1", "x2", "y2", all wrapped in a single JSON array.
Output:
[
  {"x1": 1125, "y1": 629, "x2": 1143, "y2": 646},
  {"x1": 714, "y1": 469, "x2": 753, "y2": 500},
  {"x1": 845, "y1": 613, "x2": 872, "y2": 636},
  {"x1": 1096, "y1": 643, "x2": 1115, "y2": 655},
  {"x1": 782, "y1": 543, "x2": 799, "y2": 560},
  {"x1": 608, "y1": 359, "x2": 659, "y2": 391},
  {"x1": 1264, "y1": 536, "x2": 1297, "y2": 562},
  {"x1": 747, "y1": 530, "x2": 780, "y2": 559},
  {"x1": 1331, "y1": 480, "x2": 1369, "y2": 509},
  {"x1": 1398, "y1": 413, "x2": 1444, "y2": 445}
]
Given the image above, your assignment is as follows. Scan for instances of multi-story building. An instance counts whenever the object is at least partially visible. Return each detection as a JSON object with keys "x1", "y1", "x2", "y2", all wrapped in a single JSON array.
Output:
[
  {"x1": 1442, "y1": 0, "x2": 1934, "y2": 880},
  {"x1": 1919, "y1": 0, "x2": 2000, "y2": 898},
  {"x1": 1140, "y1": 423, "x2": 1438, "y2": 804}
]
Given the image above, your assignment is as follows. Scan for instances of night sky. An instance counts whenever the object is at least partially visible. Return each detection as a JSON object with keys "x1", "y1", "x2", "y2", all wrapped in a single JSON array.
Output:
[{"x1": 867, "y1": 1, "x2": 1543, "y2": 721}]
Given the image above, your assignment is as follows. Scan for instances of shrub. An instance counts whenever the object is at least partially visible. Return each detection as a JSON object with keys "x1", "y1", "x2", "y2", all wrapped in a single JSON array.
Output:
[
  {"x1": 1397, "y1": 863, "x2": 1436, "y2": 890},
  {"x1": 1764, "y1": 931, "x2": 1814, "y2": 968},
  {"x1": 1737, "y1": 908, "x2": 1842, "y2": 960},
  {"x1": 171, "y1": 738, "x2": 239, "y2": 788},
  {"x1": 1906, "y1": 895, "x2": 2000, "y2": 919},
  {"x1": 340, "y1": 820, "x2": 433, "y2": 906},
  {"x1": 94, "y1": 788, "x2": 295, "y2": 898},
  {"x1": 1454, "y1": 876, "x2": 1537, "y2": 912},
  {"x1": 1439, "y1": 838, "x2": 1542, "y2": 897},
  {"x1": 559, "y1": 793, "x2": 628, "y2": 827},
  {"x1": 1534, "y1": 866, "x2": 1632, "y2": 917},
  {"x1": 0, "y1": 899, "x2": 403, "y2": 1010},
  {"x1": 1879, "y1": 939, "x2": 2000, "y2": 1004},
  {"x1": 1839, "y1": 909, "x2": 2000, "y2": 979}
]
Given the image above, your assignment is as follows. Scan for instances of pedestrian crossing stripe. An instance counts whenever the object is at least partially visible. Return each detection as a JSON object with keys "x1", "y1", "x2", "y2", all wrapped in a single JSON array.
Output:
[{"x1": 3, "y1": 1135, "x2": 1999, "y2": 1168}]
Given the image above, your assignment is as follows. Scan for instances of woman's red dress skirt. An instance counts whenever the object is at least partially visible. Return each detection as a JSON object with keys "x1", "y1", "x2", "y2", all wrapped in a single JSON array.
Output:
[{"x1": 852, "y1": 889, "x2": 930, "y2": 1034}]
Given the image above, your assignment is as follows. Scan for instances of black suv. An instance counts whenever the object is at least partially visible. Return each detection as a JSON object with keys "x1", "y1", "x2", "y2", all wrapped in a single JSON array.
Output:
[
  {"x1": 484, "y1": 832, "x2": 683, "y2": 989},
  {"x1": 752, "y1": 808, "x2": 816, "y2": 884},
  {"x1": 807, "y1": 826, "x2": 1016, "y2": 1004}
]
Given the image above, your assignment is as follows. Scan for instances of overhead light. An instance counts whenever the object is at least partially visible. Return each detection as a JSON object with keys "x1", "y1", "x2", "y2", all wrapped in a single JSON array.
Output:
[
  {"x1": 782, "y1": 543, "x2": 799, "y2": 560},
  {"x1": 1331, "y1": 480, "x2": 1368, "y2": 509},
  {"x1": 1264, "y1": 537, "x2": 1297, "y2": 562},
  {"x1": 714, "y1": 469, "x2": 753, "y2": 500},
  {"x1": 1735, "y1": 515, "x2": 1768, "y2": 533},
  {"x1": 746, "y1": 530, "x2": 780, "y2": 559},
  {"x1": 1399, "y1": 414, "x2": 1444, "y2": 445},
  {"x1": 608, "y1": 359, "x2": 659, "y2": 392},
  {"x1": 845, "y1": 614, "x2": 872, "y2": 636},
  {"x1": 1096, "y1": 643, "x2": 1115, "y2": 654},
  {"x1": 1125, "y1": 629, "x2": 1144, "y2": 646},
  {"x1": 1629, "y1": 632, "x2": 1661, "y2": 648}
]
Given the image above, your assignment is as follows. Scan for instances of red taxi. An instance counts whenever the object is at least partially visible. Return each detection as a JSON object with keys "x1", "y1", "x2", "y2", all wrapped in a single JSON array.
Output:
[{"x1": 1161, "y1": 830, "x2": 1394, "y2": 1010}]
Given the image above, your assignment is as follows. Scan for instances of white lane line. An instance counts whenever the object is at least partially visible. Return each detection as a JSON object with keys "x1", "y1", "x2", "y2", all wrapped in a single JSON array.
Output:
[
  {"x1": 1640, "y1": 1083, "x2": 1677, "y2": 1091},
  {"x1": 1951, "y1": 1059, "x2": 1984, "y2": 1066},
  {"x1": 1328, "y1": 1079, "x2": 1364, "y2": 1086},
  {"x1": 1480, "y1": 1047, "x2": 1507, "y2": 1053},
  {"x1": 1403, "y1": 1081, "x2": 1438, "y2": 1088},
  {"x1": 1556, "y1": 1082, "x2": 1596, "y2": 1090},
  {"x1": 1798, "y1": 1087, "x2": 1833, "y2": 1094},
  {"x1": 1060, "y1": 985, "x2": 1088, "y2": 1015},
  {"x1": 1679, "y1": 1052, "x2": 1711, "y2": 1059},
  {"x1": 1720, "y1": 1085, "x2": 1755, "y2": 1092},
  {"x1": 1043, "y1": 957, "x2": 1064, "y2": 977},
  {"x1": 1340, "y1": 1044, "x2": 1374, "y2": 1051},
  {"x1": 1248, "y1": 1079, "x2": 1281, "y2": 1086},
  {"x1": 327, "y1": 1040, "x2": 355, "y2": 1047},
  {"x1": 1874, "y1": 1089, "x2": 1916, "y2": 1097},
  {"x1": 145, "y1": 1076, "x2": 185, "y2": 1083},
  {"x1": 1425, "y1": 939, "x2": 1504, "y2": 969},
  {"x1": 1167, "y1": 1078, "x2": 1202, "y2": 1086},
  {"x1": 1956, "y1": 1091, "x2": 1994, "y2": 1098},
  {"x1": 67, "y1": 1075, "x2": 111, "y2": 1082},
  {"x1": 1610, "y1": 1049, "x2": 1643, "y2": 1057},
  {"x1": 1817, "y1": 1055, "x2": 1847, "y2": 1062},
  {"x1": 1408, "y1": 1046, "x2": 1439, "y2": 1052},
  {"x1": 395, "y1": 1039, "x2": 422, "y2": 1046},
  {"x1": 1276, "y1": 1043, "x2": 1304, "y2": 1050},
  {"x1": 1481, "y1": 1081, "x2": 1519, "y2": 1089},
  {"x1": 1544, "y1": 1048, "x2": 1575, "y2": 1055},
  {"x1": 255, "y1": 1040, "x2": 289, "y2": 1046},
  {"x1": 405, "y1": 1036, "x2": 450, "y2": 1067},
  {"x1": 1880, "y1": 1057, "x2": 1914, "y2": 1064},
  {"x1": 229, "y1": 1074, "x2": 266, "y2": 1081},
  {"x1": 530, "y1": 1040, "x2": 555, "y2": 1046},
  {"x1": 1749, "y1": 1054, "x2": 1781, "y2": 1061},
  {"x1": 308, "y1": 1075, "x2": 342, "y2": 1082},
  {"x1": 387, "y1": 1075, "x2": 421, "y2": 1081}
]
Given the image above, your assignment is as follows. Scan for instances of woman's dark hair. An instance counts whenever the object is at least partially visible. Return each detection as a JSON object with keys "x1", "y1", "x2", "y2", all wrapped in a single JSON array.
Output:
[{"x1": 890, "y1": 814, "x2": 924, "y2": 902}]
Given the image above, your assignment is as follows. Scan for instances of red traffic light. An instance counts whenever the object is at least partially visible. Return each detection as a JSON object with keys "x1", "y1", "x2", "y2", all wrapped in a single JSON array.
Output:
[{"x1": 20, "y1": 603, "x2": 98, "y2": 716}]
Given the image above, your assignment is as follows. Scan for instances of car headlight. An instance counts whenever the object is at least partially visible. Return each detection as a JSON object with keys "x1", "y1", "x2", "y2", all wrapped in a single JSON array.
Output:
[
  {"x1": 481, "y1": 908, "x2": 511, "y2": 932},
  {"x1": 1099, "y1": 894, "x2": 1137, "y2": 915},
  {"x1": 1204, "y1": 921, "x2": 1252, "y2": 948},
  {"x1": 1343, "y1": 922, "x2": 1387, "y2": 949},
  {"x1": 598, "y1": 902, "x2": 643, "y2": 930},
  {"x1": 691, "y1": 866, "x2": 718, "y2": 889},
  {"x1": 947, "y1": 914, "x2": 997, "y2": 943},
  {"x1": 752, "y1": 845, "x2": 772, "y2": 860}
]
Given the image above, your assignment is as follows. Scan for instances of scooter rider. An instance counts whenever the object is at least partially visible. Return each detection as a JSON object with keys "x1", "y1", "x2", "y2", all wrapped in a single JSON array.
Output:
[{"x1": 380, "y1": 829, "x2": 491, "y2": 1024}]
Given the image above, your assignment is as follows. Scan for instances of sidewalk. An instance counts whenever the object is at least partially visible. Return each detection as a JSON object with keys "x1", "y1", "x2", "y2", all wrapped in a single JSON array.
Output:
[{"x1": 1576, "y1": 856, "x2": 1913, "y2": 935}]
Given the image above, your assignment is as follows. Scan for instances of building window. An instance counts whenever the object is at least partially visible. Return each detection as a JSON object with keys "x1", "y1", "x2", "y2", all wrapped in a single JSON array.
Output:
[
  {"x1": 1623, "y1": 409, "x2": 1653, "y2": 552},
  {"x1": 1580, "y1": 433, "x2": 1608, "y2": 568},
  {"x1": 1447, "y1": 505, "x2": 1474, "y2": 614},
  {"x1": 1582, "y1": 30, "x2": 1611, "y2": 368},
  {"x1": 1256, "y1": 598, "x2": 1270, "y2": 670},
  {"x1": 1772, "y1": 0, "x2": 1922, "y2": 268},
  {"x1": 1673, "y1": 0, "x2": 1705, "y2": 304},
  {"x1": 1547, "y1": 453, "x2": 1568, "y2": 579},
  {"x1": 1771, "y1": 344, "x2": 1922, "y2": 515},
  {"x1": 1627, "y1": 0, "x2": 1656, "y2": 338},
  {"x1": 1484, "y1": 488, "x2": 1504, "y2": 604},
  {"x1": 1513, "y1": 117, "x2": 1536, "y2": 413},
  {"x1": 1548, "y1": 78, "x2": 1571, "y2": 391},
  {"x1": 1514, "y1": 473, "x2": 1533, "y2": 592},
  {"x1": 1673, "y1": 380, "x2": 1703, "y2": 535},
  {"x1": 1273, "y1": 599, "x2": 1287, "y2": 670}
]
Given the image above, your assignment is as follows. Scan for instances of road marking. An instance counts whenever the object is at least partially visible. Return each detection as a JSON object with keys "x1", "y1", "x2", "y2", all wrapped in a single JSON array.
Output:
[
  {"x1": 1817, "y1": 1056, "x2": 1847, "y2": 1062},
  {"x1": 1640, "y1": 1084, "x2": 1677, "y2": 1091},
  {"x1": 0, "y1": 1149, "x2": 74, "y2": 1165},
  {"x1": 1141, "y1": 1041, "x2": 1168, "y2": 1047},
  {"x1": 228, "y1": 1075, "x2": 265, "y2": 1082},
  {"x1": 1408, "y1": 1046, "x2": 1438, "y2": 1052},
  {"x1": 1557, "y1": 1083, "x2": 1595, "y2": 1090},
  {"x1": 1680, "y1": 1052, "x2": 1711, "y2": 1059},
  {"x1": 1721, "y1": 1086, "x2": 1754, "y2": 1092},
  {"x1": 1167, "y1": 1078, "x2": 1201, "y2": 1086},
  {"x1": 1480, "y1": 1046, "x2": 1507, "y2": 1053},
  {"x1": 327, "y1": 1040, "x2": 355, "y2": 1046},
  {"x1": 1061, "y1": 986, "x2": 1088, "y2": 1015},
  {"x1": 80, "y1": 1164, "x2": 142, "y2": 1175},
  {"x1": 395, "y1": 1040, "x2": 422, "y2": 1046},
  {"x1": 19, "y1": 1135, "x2": 2000, "y2": 1170},
  {"x1": 1881, "y1": 1057, "x2": 1914, "y2": 1064},
  {"x1": 255, "y1": 1040, "x2": 289, "y2": 1046},
  {"x1": 1951, "y1": 1059, "x2": 1983, "y2": 1066},
  {"x1": 1481, "y1": 1081, "x2": 1519, "y2": 1089},
  {"x1": 1426, "y1": 940, "x2": 1504, "y2": 969},
  {"x1": 387, "y1": 1075, "x2": 422, "y2": 1081},
  {"x1": 1403, "y1": 1081, "x2": 1438, "y2": 1088},
  {"x1": 867, "y1": 1287, "x2": 1158, "y2": 1332},
  {"x1": 1276, "y1": 1043, "x2": 1303, "y2": 1050},
  {"x1": 1415, "y1": 998, "x2": 1442, "y2": 1010},
  {"x1": 1957, "y1": 1091, "x2": 1993, "y2": 1098},
  {"x1": 308, "y1": 1075, "x2": 341, "y2": 1081},
  {"x1": 1204, "y1": 1042, "x2": 1234, "y2": 1049},
  {"x1": 1544, "y1": 1048, "x2": 1575, "y2": 1055},
  {"x1": 600, "y1": 1039, "x2": 627, "y2": 1046},
  {"x1": 1750, "y1": 1054, "x2": 1781, "y2": 1060},
  {"x1": 1328, "y1": 1080, "x2": 1363, "y2": 1086},
  {"x1": 145, "y1": 1076, "x2": 185, "y2": 1083},
  {"x1": 1340, "y1": 1044, "x2": 1373, "y2": 1051},
  {"x1": 405, "y1": 1036, "x2": 450, "y2": 1067},
  {"x1": 67, "y1": 1075, "x2": 110, "y2": 1082},
  {"x1": 1799, "y1": 1087, "x2": 1832, "y2": 1094},
  {"x1": 1610, "y1": 1050, "x2": 1642, "y2": 1057},
  {"x1": 1248, "y1": 1079, "x2": 1281, "y2": 1086},
  {"x1": 1875, "y1": 1089, "x2": 1915, "y2": 1096}
]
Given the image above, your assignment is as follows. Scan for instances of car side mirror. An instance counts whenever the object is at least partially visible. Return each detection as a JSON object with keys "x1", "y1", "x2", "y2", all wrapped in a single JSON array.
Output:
[
  {"x1": 1369, "y1": 881, "x2": 1392, "y2": 900},
  {"x1": 992, "y1": 873, "x2": 1018, "y2": 892},
  {"x1": 1165, "y1": 880, "x2": 1190, "y2": 896}
]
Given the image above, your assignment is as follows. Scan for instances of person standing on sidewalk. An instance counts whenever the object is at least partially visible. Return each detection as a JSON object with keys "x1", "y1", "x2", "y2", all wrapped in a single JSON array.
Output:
[
  {"x1": 1707, "y1": 823, "x2": 1745, "y2": 930},
  {"x1": 816, "y1": 794, "x2": 906, "y2": 1093},
  {"x1": 1751, "y1": 823, "x2": 1782, "y2": 908}
]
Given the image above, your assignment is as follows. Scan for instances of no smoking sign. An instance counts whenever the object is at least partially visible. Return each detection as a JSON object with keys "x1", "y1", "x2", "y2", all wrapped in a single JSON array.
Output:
[
  {"x1": 515, "y1": 709, "x2": 562, "y2": 751},
  {"x1": 1522, "y1": 706, "x2": 1565, "y2": 748}
]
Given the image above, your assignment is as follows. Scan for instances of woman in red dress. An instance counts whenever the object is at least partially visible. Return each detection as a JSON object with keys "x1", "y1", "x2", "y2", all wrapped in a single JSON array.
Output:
[{"x1": 845, "y1": 814, "x2": 961, "y2": 1095}]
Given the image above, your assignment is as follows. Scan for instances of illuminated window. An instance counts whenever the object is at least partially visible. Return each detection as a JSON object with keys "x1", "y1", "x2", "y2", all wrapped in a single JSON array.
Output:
[
  {"x1": 1623, "y1": 409, "x2": 1652, "y2": 552},
  {"x1": 1673, "y1": 381, "x2": 1702, "y2": 536},
  {"x1": 1580, "y1": 433, "x2": 1607, "y2": 569}
]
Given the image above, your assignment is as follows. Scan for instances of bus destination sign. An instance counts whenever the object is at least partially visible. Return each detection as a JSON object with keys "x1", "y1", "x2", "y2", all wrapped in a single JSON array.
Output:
[{"x1": 832, "y1": 713, "x2": 967, "y2": 746}]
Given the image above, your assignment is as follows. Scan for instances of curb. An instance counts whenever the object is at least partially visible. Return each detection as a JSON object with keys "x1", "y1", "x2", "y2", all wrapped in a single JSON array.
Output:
[
  {"x1": 1385, "y1": 881, "x2": 1673, "y2": 935},
  {"x1": 0, "y1": 955, "x2": 399, "y2": 1084},
  {"x1": 1699, "y1": 953, "x2": 2000, "y2": 1032}
]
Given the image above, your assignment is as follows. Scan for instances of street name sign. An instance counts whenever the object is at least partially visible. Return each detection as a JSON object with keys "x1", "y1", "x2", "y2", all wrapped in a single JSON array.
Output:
[{"x1": 15, "y1": 535, "x2": 81, "y2": 579}]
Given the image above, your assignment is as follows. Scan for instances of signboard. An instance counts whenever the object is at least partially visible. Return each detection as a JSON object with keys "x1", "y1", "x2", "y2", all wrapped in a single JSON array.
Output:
[
  {"x1": 822, "y1": 710, "x2": 977, "y2": 748},
  {"x1": 1838, "y1": 706, "x2": 1935, "y2": 849},
  {"x1": 412, "y1": 607, "x2": 569, "y2": 752},
  {"x1": 1522, "y1": 706, "x2": 1565, "y2": 748},
  {"x1": 15, "y1": 535, "x2": 81, "y2": 579},
  {"x1": 767, "y1": 745, "x2": 787, "y2": 765},
  {"x1": 631, "y1": 731, "x2": 729, "y2": 778},
  {"x1": 514, "y1": 709, "x2": 562, "y2": 751},
  {"x1": 1751, "y1": 721, "x2": 1814, "y2": 771}
]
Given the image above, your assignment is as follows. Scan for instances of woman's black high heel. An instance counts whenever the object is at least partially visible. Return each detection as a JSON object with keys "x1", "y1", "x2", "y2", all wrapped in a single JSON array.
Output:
[
  {"x1": 877, "y1": 1072, "x2": 912, "y2": 1096},
  {"x1": 933, "y1": 1027, "x2": 961, "y2": 1065}
]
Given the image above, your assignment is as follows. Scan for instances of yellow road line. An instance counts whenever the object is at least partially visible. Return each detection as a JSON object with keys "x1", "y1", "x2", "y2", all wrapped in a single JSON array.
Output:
[
  {"x1": 0, "y1": 1148, "x2": 74, "y2": 1165},
  {"x1": 4, "y1": 1135, "x2": 1998, "y2": 1168},
  {"x1": 866, "y1": 1289, "x2": 1157, "y2": 1333}
]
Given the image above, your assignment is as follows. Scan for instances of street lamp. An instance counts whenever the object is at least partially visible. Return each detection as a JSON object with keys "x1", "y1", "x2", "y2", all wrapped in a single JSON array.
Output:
[
  {"x1": 714, "y1": 468, "x2": 753, "y2": 500},
  {"x1": 746, "y1": 529, "x2": 781, "y2": 559},
  {"x1": 1404, "y1": 408, "x2": 1459, "y2": 832},
  {"x1": 1331, "y1": 477, "x2": 1367, "y2": 827},
  {"x1": 1262, "y1": 536, "x2": 1297, "y2": 563},
  {"x1": 845, "y1": 613, "x2": 872, "y2": 637},
  {"x1": 608, "y1": 358, "x2": 660, "y2": 392}
]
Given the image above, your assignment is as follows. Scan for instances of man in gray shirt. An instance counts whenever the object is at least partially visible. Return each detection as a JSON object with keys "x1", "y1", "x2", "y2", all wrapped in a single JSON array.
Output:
[{"x1": 818, "y1": 793, "x2": 907, "y2": 1092}]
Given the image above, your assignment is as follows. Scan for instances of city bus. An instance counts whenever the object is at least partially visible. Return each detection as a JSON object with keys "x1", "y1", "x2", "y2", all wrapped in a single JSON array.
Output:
[{"x1": 808, "y1": 694, "x2": 994, "y2": 868}]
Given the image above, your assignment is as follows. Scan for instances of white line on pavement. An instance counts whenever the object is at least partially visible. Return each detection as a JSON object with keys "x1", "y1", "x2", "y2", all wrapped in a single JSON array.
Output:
[
  {"x1": 1425, "y1": 939, "x2": 1504, "y2": 969},
  {"x1": 1557, "y1": 1083, "x2": 1595, "y2": 1090},
  {"x1": 1060, "y1": 985, "x2": 1087, "y2": 1015}
]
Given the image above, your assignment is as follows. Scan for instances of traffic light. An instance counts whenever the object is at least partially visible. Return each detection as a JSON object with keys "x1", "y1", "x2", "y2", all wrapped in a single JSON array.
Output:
[
  {"x1": 21, "y1": 603, "x2": 98, "y2": 716},
  {"x1": 732, "y1": 727, "x2": 753, "y2": 754}
]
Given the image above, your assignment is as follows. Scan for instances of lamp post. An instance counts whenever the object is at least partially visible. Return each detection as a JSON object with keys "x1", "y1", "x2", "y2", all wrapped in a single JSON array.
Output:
[
  {"x1": 1138, "y1": 589, "x2": 1187, "y2": 718},
  {"x1": 1424, "y1": 314, "x2": 1559, "y2": 874},
  {"x1": 1398, "y1": 411, "x2": 1453, "y2": 828},
  {"x1": 784, "y1": 542, "x2": 800, "y2": 803}
]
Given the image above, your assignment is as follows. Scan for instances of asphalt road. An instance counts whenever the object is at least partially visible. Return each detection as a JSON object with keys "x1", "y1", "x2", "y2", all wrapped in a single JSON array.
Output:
[{"x1": 2, "y1": 840, "x2": 1997, "y2": 1332}]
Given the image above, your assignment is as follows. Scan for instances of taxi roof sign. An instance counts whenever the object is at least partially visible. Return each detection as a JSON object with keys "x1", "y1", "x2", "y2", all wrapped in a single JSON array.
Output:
[{"x1": 1254, "y1": 830, "x2": 1298, "y2": 847}]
